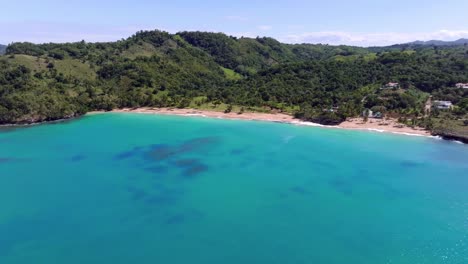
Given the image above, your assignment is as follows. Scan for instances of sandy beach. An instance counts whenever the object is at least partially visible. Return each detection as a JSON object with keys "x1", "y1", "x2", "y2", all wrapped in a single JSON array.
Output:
[
  {"x1": 88, "y1": 107, "x2": 432, "y2": 137},
  {"x1": 339, "y1": 117, "x2": 431, "y2": 136}
]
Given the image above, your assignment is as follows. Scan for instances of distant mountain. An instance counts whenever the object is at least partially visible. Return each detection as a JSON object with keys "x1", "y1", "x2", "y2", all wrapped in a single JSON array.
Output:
[
  {"x1": 406, "y1": 38, "x2": 468, "y2": 47},
  {"x1": 0, "y1": 44, "x2": 6, "y2": 55}
]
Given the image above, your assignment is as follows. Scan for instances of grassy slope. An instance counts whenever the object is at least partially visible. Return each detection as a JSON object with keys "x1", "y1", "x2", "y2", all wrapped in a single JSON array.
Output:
[
  {"x1": 1, "y1": 54, "x2": 96, "y2": 80},
  {"x1": 221, "y1": 67, "x2": 242, "y2": 81},
  {"x1": 54, "y1": 59, "x2": 96, "y2": 80},
  {"x1": 432, "y1": 113, "x2": 468, "y2": 142},
  {"x1": 122, "y1": 42, "x2": 159, "y2": 59},
  {"x1": 0, "y1": 54, "x2": 48, "y2": 71}
]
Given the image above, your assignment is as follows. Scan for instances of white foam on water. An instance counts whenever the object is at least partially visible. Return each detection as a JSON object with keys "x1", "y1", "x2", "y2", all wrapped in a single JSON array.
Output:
[{"x1": 182, "y1": 114, "x2": 207, "y2": 117}]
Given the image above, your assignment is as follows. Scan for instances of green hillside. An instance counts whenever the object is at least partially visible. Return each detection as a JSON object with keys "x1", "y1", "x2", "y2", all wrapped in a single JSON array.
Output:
[
  {"x1": 1, "y1": 30, "x2": 467, "y2": 140},
  {"x1": 0, "y1": 44, "x2": 6, "y2": 55}
]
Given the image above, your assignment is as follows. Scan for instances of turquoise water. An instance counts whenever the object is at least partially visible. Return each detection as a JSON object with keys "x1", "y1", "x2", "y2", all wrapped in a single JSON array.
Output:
[{"x1": 0, "y1": 113, "x2": 467, "y2": 264}]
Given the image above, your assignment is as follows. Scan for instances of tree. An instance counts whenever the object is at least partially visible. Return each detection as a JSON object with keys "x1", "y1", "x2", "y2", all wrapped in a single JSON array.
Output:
[
  {"x1": 177, "y1": 98, "x2": 191, "y2": 109},
  {"x1": 224, "y1": 104, "x2": 233, "y2": 113},
  {"x1": 212, "y1": 100, "x2": 221, "y2": 108},
  {"x1": 363, "y1": 114, "x2": 368, "y2": 123}
]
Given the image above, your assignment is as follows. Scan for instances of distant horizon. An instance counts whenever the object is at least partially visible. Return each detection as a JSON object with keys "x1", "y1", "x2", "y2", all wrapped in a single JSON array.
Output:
[
  {"x1": 1, "y1": 0, "x2": 468, "y2": 47},
  {"x1": 1, "y1": 28, "x2": 468, "y2": 48}
]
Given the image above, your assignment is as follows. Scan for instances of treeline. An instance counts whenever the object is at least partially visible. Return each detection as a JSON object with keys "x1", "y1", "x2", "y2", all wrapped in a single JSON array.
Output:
[{"x1": 1, "y1": 30, "x2": 468, "y2": 126}]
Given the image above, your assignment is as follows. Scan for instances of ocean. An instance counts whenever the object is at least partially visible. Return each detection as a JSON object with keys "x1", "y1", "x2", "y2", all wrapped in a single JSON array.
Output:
[{"x1": 0, "y1": 113, "x2": 467, "y2": 264}]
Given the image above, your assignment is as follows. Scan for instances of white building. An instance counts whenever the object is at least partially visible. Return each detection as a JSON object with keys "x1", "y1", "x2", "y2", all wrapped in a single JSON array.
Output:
[
  {"x1": 455, "y1": 83, "x2": 468, "y2": 89},
  {"x1": 381, "y1": 82, "x2": 400, "y2": 89},
  {"x1": 362, "y1": 109, "x2": 373, "y2": 117},
  {"x1": 362, "y1": 109, "x2": 383, "y2": 118},
  {"x1": 433, "y1": 100, "x2": 453, "y2": 110}
]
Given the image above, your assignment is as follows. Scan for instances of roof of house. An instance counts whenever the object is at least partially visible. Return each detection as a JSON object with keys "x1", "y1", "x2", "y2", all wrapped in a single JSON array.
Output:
[{"x1": 434, "y1": 100, "x2": 453, "y2": 105}]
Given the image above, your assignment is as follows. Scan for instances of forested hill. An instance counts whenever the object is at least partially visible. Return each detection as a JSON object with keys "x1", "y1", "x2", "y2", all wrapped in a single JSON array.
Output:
[
  {"x1": 0, "y1": 44, "x2": 6, "y2": 55},
  {"x1": 1, "y1": 30, "x2": 467, "y2": 139},
  {"x1": 406, "y1": 38, "x2": 468, "y2": 47}
]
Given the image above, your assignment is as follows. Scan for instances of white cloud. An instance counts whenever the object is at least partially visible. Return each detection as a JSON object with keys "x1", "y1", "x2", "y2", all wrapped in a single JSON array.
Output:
[
  {"x1": 2, "y1": 22, "x2": 468, "y2": 47},
  {"x1": 257, "y1": 25, "x2": 272, "y2": 31},
  {"x1": 280, "y1": 30, "x2": 468, "y2": 46},
  {"x1": 224, "y1": 15, "x2": 249, "y2": 22}
]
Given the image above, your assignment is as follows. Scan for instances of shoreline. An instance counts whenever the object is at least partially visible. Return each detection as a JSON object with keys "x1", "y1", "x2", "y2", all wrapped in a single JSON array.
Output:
[
  {"x1": 88, "y1": 107, "x2": 435, "y2": 138},
  {"x1": 0, "y1": 116, "x2": 80, "y2": 128}
]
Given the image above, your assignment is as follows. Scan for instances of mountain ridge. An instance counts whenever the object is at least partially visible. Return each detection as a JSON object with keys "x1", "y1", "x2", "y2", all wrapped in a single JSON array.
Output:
[
  {"x1": 3, "y1": 34, "x2": 468, "y2": 48},
  {"x1": 401, "y1": 38, "x2": 468, "y2": 47}
]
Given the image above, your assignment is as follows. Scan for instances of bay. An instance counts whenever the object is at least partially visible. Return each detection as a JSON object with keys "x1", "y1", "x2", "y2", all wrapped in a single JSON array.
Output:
[{"x1": 0, "y1": 113, "x2": 467, "y2": 264}]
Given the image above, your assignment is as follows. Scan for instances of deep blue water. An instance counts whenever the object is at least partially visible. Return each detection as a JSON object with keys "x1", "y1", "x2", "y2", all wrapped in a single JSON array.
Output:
[{"x1": 0, "y1": 113, "x2": 467, "y2": 264}]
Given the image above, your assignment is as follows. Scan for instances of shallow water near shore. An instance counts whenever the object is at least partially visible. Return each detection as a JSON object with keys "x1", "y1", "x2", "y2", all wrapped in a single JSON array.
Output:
[{"x1": 0, "y1": 113, "x2": 467, "y2": 264}]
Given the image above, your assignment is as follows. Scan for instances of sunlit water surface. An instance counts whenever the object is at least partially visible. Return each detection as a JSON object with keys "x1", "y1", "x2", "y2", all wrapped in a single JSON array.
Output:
[{"x1": 0, "y1": 113, "x2": 467, "y2": 264}]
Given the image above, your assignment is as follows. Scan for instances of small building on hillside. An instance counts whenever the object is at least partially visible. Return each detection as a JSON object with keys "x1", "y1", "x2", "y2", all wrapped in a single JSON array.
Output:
[
  {"x1": 433, "y1": 100, "x2": 453, "y2": 110},
  {"x1": 323, "y1": 106, "x2": 339, "y2": 113},
  {"x1": 455, "y1": 83, "x2": 468, "y2": 89},
  {"x1": 381, "y1": 82, "x2": 400, "y2": 89}
]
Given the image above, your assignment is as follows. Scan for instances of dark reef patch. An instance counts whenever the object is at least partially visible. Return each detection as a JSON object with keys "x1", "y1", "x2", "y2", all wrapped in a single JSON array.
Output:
[
  {"x1": 71, "y1": 155, "x2": 86, "y2": 162},
  {"x1": 0, "y1": 157, "x2": 13, "y2": 163},
  {"x1": 117, "y1": 138, "x2": 219, "y2": 181},
  {"x1": 126, "y1": 186, "x2": 148, "y2": 201},
  {"x1": 173, "y1": 159, "x2": 201, "y2": 168},
  {"x1": 114, "y1": 146, "x2": 143, "y2": 160},
  {"x1": 0, "y1": 157, "x2": 30, "y2": 164},
  {"x1": 178, "y1": 137, "x2": 219, "y2": 153},
  {"x1": 400, "y1": 160, "x2": 423, "y2": 168},
  {"x1": 181, "y1": 164, "x2": 209, "y2": 178},
  {"x1": 230, "y1": 148, "x2": 246, "y2": 155},
  {"x1": 114, "y1": 151, "x2": 135, "y2": 160},
  {"x1": 144, "y1": 137, "x2": 219, "y2": 163},
  {"x1": 146, "y1": 144, "x2": 177, "y2": 161}
]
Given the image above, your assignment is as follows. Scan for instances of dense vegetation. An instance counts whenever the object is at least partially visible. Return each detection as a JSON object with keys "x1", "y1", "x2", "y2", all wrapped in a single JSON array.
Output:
[{"x1": 1, "y1": 30, "x2": 467, "y2": 140}]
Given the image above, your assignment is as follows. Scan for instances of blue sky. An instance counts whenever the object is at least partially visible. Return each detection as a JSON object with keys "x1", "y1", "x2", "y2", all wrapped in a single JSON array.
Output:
[{"x1": 1, "y1": 0, "x2": 468, "y2": 46}]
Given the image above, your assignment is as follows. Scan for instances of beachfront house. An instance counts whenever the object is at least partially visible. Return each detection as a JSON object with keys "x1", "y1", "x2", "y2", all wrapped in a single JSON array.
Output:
[
  {"x1": 381, "y1": 82, "x2": 400, "y2": 89},
  {"x1": 362, "y1": 109, "x2": 383, "y2": 118},
  {"x1": 433, "y1": 100, "x2": 453, "y2": 110},
  {"x1": 363, "y1": 109, "x2": 373, "y2": 118},
  {"x1": 455, "y1": 83, "x2": 468, "y2": 89}
]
